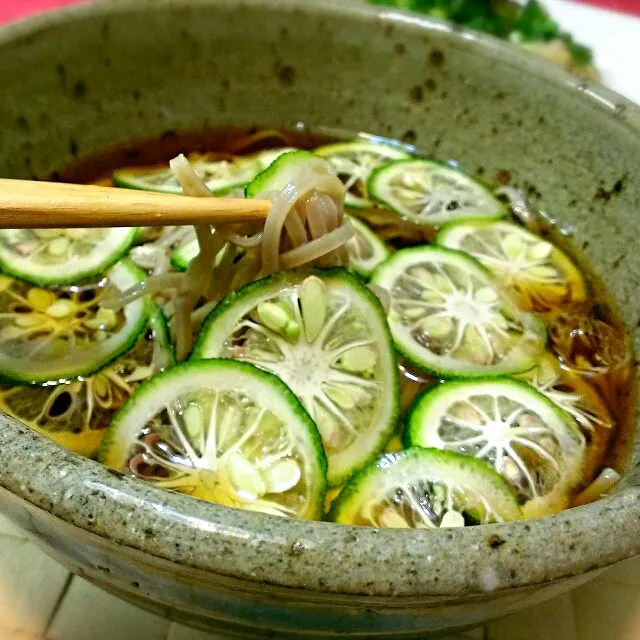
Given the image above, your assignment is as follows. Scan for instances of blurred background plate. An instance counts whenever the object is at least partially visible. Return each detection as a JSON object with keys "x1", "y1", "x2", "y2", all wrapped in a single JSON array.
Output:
[{"x1": 547, "y1": 0, "x2": 640, "y2": 103}]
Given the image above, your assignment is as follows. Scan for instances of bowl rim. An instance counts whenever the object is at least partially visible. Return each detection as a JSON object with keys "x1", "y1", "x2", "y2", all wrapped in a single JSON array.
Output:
[{"x1": 0, "y1": 0, "x2": 639, "y2": 599}]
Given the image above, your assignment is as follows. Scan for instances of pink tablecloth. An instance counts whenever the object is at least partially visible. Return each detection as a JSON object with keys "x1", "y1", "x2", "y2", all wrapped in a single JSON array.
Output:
[
  {"x1": 583, "y1": 0, "x2": 640, "y2": 12},
  {"x1": 0, "y1": 0, "x2": 639, "y2": 23},
  {"x1": 0, "y1": 0, "x2": 83, "y2": 23}
]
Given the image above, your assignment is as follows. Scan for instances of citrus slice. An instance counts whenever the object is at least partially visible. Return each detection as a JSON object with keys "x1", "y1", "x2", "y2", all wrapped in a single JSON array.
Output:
[
  {"x1": 0, "y1": 227, "x2": 137, "y2": 287},
  {"x1": 328, "y1": 448, "x2": 520, "y2": 527},
  {"x1": 345, "y1": 215, "x2": 390, "y2": 278},
  {"x1": 437, "y1": 220, "x2": 587, "y2": 311},
  {"x1": 406, "y1": 379, "x2": 586, "y2": 517},
  {"x1": 522, "y1": 354, "x2": 613, "y2": 436},
  {"x1": 191, "y1": 269, "x2": 399, "y2": 486},
  {"x1": 98, "y1": 359, "x2": 327, "y2": 520},
  {"x1": 314, "y1": 141, "x2": 410, "y2": 209},
  {"x1": 0, "y1": 259, "x2": 148, "y2": 384},
  {"x1": 171, "y1": 231, "x2": 236, "y2": 273},
  {"x1": 244, "y1": 150, "x2": 340, "y2": 198},
  {"x1": 171, "y1": 238, "x2": 200, "y2": 272},
  {"x1": 368, "y1": 159, "x2": 505, "y2": 226},
  {"x1": 255, "y1": 147, "x2": 299, "y2": 170},
  {"x1": 0, "y1": 305, "x2": 174, "y2": 457},
  {"x1": 520, "y1": 353, "x2": 613, "y2": 480},
  {"x1": 371, "y1": 246, "x2": 546, "y2": 378},
  {"x1": 113, "y1": 148, "x2": 295, "y2": 195}
]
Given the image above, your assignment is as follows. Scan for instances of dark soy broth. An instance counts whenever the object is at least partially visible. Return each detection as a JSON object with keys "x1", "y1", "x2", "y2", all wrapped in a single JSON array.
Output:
[{"x1": 57, "y1": 126, "x2": 637, "y2": 505}]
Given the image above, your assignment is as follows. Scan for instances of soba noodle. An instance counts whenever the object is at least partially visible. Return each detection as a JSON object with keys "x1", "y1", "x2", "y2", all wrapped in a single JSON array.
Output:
[{"x1": 107, "y1": 152, "x2": 354, "y2": 359}]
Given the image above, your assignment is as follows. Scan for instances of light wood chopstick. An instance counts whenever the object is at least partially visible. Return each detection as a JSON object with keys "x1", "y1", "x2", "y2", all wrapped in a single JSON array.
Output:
[{"x1": 0, "y1": 178, "x2": 272, "y2": 228}]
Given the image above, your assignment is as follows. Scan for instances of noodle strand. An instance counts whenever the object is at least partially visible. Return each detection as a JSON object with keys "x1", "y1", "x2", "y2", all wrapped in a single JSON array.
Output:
[
  {"x1": 111, "y1": 152, "x2": 352, "y2": 360},
  {"x1": 280, "y1": 222, "x2": 354, "y2": 270}
]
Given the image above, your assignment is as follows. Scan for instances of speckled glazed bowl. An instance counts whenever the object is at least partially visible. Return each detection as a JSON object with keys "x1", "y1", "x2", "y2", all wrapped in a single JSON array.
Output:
[{"x1": 0, "y1": 0, "x2": 639, "y2": 637}]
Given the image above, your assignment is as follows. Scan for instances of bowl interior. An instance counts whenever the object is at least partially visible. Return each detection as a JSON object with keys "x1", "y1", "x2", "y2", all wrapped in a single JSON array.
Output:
[{"x1": 0, "y1": 0, "x2": 637, "y2": 599}]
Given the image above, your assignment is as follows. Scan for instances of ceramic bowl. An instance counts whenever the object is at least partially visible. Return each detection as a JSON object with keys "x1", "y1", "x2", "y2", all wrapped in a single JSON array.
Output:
[{"x1": 0, "y1": 1, "x2": 638, "y2": 637}]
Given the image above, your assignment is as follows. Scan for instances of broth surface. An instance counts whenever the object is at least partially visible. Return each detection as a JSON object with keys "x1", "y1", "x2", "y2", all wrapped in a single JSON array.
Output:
[{"x1": 52, "y1": 126, "x2": 638, "y2": 511}]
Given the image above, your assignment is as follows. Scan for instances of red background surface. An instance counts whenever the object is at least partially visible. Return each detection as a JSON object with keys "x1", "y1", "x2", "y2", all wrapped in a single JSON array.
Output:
[
  {"x1": 0, "y1": 0, "x2": 638, "y2": 23},
  {"x1": 580, "y1": 0, "x2": 640, "y2": 12}
]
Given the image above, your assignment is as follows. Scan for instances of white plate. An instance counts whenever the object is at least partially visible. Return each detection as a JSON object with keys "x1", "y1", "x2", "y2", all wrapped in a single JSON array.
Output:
[{"x1": 547, "y1": 0, "x2": 640, "y2": 105}]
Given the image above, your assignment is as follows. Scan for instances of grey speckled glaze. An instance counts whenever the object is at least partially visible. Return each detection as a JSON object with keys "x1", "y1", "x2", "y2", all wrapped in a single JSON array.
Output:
[{"x1": 0, "y1": 0, "x2": 638, "y2": 636}]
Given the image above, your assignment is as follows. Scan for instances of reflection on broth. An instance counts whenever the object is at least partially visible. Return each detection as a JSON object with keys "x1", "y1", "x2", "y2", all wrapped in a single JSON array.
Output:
[{"x1": 0, "y1": 126, "x2": 633, "y2": 529}]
